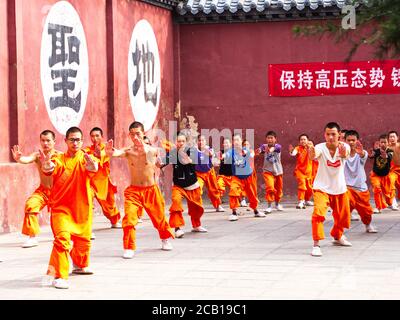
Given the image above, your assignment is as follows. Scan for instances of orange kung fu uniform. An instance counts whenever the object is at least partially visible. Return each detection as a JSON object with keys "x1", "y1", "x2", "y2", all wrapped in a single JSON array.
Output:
[
  {"x1": 45, "y1": 150, "x2": 99, "y2": 280},
  {"x1": 217, "y1": 154, "x2": 233, "y2": 198},
  {"x1": 167, "y1": 147, "x2": 205, "y2": 229},
  {"x1": 22, "y1": 185, "x2": 51, "y2": 237},
  {"x1": 261, "y1": 144, "x2": 283, "y2": 204},
  {"x1": 370, "y1": 148, "x2": 395, "y2": 210},
  {"x1": 84, "y1": 144, "x2": 120, "y2": 224},
  {"x1": 123, "y1": 184, "x2": 174, "y2": 250},
  {"x1": 195, "y1": 148, "x2": 221, "y2": 209},
  {"x1": 390, "y1": 162, "x2": 400, "y2": 199},
  {"x1": 292, "y1": 145, "x2": 313, "y2": 202},
  {"x1": 228, "y1": 148, "x2": 259, "y2": 210}
]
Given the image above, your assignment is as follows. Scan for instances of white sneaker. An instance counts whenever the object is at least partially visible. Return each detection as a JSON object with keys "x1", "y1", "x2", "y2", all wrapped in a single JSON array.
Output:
[
  {"x1": 175, "y1": 228, "x2": 185, "y2": 238},
  {"x1": 22, "y1": 237, "x2": 39, "y2": 248},
  {"x1": 366, "y1": 224, "x2": 378, "y2": 233},
  {"x1": 390, "y1": 200, "x2": 399, "y2": 211},
  {"x1": 305, "y1": 201, "x2": 314, "y2": 206},
  {"x1": 72, "y1": 265, "x2": 94, "y2": 275},
  {"x1": 332, "y1": 235, "x2": 352, "y2": 247},
  {"x1": 192, "y1": 226, "x2": 208, "y2": 233},
  {"x1": 90, "y1": 232, "x2": 96, "y2": 240},
  {"x1": 111, "y1": 222, "x2": 122, "y2": 229},
  {"x1": 138, "y1": 218, "x2": 143, "y2": 223},
  {"x1": 229, "y1": 214, "x2": 239, "y2": 221},
  {"x1": 311, "y1": 246, "x2": 322, "y2": 257},
  {"x1": 216, "y1": 205, "x2": 225, "y2": 212},
  {"x1": 161, "y1": 239, "x2": 173, "y2": 251},
  {"x1": 254, "y1": 211, "x2": 266, "y2": 218},
  {"x1": 296, "y1": 201, "x2": 306, "y2": 209},
  {"x1": 373, "y1": 208, "x2": 381, "y2": 214},
  {"x1": 265, "y1": 204, "x2": 272, "y2": 214},
  {"x1": 351, "y1": 212, "x2": 360, "y2": 221},
  {"x1": 52, "y1": 278, "x2": 69, "y2": 289},
  {"x1": 122, "y1": 249, "x2": 135, "y2": 259},
  {"x1": 240, "y1": 199, "x2": 248, "y2": 207},
  {"x1": 276, "y1": 203, "x2": 284, "y2": 211}
]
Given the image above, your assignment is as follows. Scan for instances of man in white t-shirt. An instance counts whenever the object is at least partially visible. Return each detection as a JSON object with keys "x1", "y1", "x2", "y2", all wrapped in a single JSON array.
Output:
[{"x1": 307, "y1": 122, "x2": 352, "y2": 257}]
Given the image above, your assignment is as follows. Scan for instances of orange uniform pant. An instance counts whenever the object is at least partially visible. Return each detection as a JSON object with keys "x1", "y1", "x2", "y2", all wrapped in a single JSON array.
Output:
[
  {"x1": 123, "y1": 185, "x2": 174, "y2": 250},
  {"x1": 312, "y1": 190, "x2": 350, "y2": 241},
  {"x1": 295, "y1": 173, "x2": 313, "y2": 201},
  {"x1": 263, "y1": 171, "x2": 283, "y2": 203},
  {"x1": 94, "y1": 189, "x2": 120, "y2": 225},
  {"x1": 22, "y1": 186, "x2": 50, "y2": 237},
  {"x1": 47, "y1": 213, "x2": 91, "y2": 280},
  {"x1": 169, "y1": 185, "x2": 204, "y2": 229},
  {"x1": 391, "y1": 165, "x2": 400, "y2": 199},
  {"x1": 196, "y1": 169, "x2": 222, "y2": 209},
  {"x1": 229, "y1": 175, "x2": 259, "y2": 210},
  {"x1": 347, "y1": 187, "x2": 373, "y2": 226},
  {"x1": 217, "y1": 175, "x2": 232, "y2": 198},
  {"x1": 370, "y1": 172, "x2": 395, "y2": 210}
]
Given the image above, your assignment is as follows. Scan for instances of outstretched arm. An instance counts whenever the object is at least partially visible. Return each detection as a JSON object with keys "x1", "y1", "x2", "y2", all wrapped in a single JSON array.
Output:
[
  {"x1": 105, "y1": 139, "x2": 127, "y2": 158},
  {"x1": 11, "y1": 145, "x2": 38, "y2": 164}
]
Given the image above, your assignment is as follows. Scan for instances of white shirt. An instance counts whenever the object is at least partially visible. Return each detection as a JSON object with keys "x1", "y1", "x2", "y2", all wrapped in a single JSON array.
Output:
[
  {"x1": 344, "y1": 150, "x2": 368, "y2": 192},
  {"x1": 313, "y1": 142, "x2": 350, "y2": 195}
]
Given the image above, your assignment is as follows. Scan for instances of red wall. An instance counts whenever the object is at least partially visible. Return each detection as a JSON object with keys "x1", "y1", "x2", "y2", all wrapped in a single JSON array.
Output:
[
  {"x1": 0, "y1": 0, "x2": 175, "y2": 233},
  {"x1": 0, "y1": 0, "x2": 9, "y2": 162},
  {"x1": 177, "y1": 21, "x2": 400, "y2": 199}
]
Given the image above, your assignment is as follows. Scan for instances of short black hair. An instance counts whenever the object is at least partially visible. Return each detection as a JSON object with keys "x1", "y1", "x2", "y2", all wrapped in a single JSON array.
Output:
[
  {"x1": 345, "y1": 130, "x2": 359, "y2": 140},
  {"x1": 324, "y1": 122, "x2": 341, "y2": 132},
  {"x1": 379, "y1": 134, "x2": 388, "y2": 140},
  {"x1": 388, "y1": 130, "x2": 398, "y2": 137},
  {"x1": 266, "y1": 131, "x2": 277, "y2": 138},
  {"x1": 340, "y1": 129, "x2": 348, "y2": 134},
  {"x1": 232, "y1": 133, "x2": 242, "y2": 139},
  {"x1": 298, "y1": 133, "x2": 309, "y2": 140},
  {"x1": 40, "y1": 130, "x2": 55, "y2": 140},
  {"x1": 129, "y1": 121, "x2": 144, "y2": 132},
  {"x1": 90, "y1": 127, "x2": 103, "y2": 136},
  {"x1": 66, "y1": 127, "x2": 83, "y2": 139}
]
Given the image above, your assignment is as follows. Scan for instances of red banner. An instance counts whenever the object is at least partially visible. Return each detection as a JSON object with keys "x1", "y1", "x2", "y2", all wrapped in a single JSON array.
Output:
[{"x1": 268, "y1": 60, "x2": 400, "y2": 97}]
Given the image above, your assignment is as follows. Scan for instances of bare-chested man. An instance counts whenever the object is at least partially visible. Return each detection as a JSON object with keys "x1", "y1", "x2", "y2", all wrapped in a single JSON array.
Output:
[
  {"x1": 11, "y1": 130, "x2": 60, "y2": 248},
  {"x1": 106, "y1": 121, "x2": 174, "y2": 259},
  {"x1": 388, "y1": 130, "x2": 400, "y2": 208}
]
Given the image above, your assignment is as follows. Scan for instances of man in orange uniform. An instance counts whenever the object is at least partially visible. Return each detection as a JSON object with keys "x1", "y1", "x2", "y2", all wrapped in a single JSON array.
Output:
[
  {"x1": 308, "y1": 122, "x2": 351, "y2": 257},
  {"x1": 256, "y1": 131, "x2": 284, "y2": 213},
  {"x1": 227, "y1": 133, "x2": 264, "y2": 221},
  {"x1": 11, "y1": 130, "x2": 60, "y2": 248},
  {"x1": 289, "y1": 134, "x2": 313, "y2": 210},
  {"x1": 344, "y1": 130, "x2": 377, "y2": 233},
  {"x1": 107, "y1": 122, "x2": 174, "y2": 259},
  {"x1": 40, "y1": 127, "x2": 99, "y2": 289},
  {"x1": 83, "y1": 127, "x2": 122, "y2": 233},
  {"x1": 195, "y1": 134, "x2": 225, "y2": 212}
]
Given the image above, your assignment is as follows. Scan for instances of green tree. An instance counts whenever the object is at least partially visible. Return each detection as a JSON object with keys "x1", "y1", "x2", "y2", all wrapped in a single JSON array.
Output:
[{"x1": 293, "y1": 0, "x2": 400, "y2": 60}]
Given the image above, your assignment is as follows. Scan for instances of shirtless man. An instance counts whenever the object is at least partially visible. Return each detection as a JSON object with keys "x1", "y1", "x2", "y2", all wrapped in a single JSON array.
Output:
[
  {"x1": 106, "y1": 121, "x2": 174, "y2": 259},
  {"x1": 11, "y1": 130, "x2": 60, "y2": 248}
]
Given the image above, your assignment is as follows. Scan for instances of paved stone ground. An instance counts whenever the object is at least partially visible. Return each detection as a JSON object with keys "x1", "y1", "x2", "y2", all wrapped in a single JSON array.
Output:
[{"x1": 1, "y1": 201, "x2": 400, "y2": 300}]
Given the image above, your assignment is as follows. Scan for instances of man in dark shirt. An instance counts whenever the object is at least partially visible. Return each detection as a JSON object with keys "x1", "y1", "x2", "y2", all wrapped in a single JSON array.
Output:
[
  {"x1": 369, "y1": 134, "x2": 398, "y2": 213},
  {"x1": 163, "y1": 132, "x2": 206, "y2": 238}
]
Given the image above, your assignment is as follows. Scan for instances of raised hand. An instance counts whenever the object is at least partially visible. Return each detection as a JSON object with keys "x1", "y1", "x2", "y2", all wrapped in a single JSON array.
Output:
[
  {"x1": 39, "y1": 149, "x2": 54, "y2": 172},
  {"x1": 288, "y1": 144, "x2": 294, "y2": 154},
  {"x1": 94, "y1": 142, "x2": 102, "y2": 159},
  {"x1": 84, "y1": 152, "x2": 98, "y2": 171},
  {"x1": 11, "y1": 145, "x2": 22, "y2": 162},
  {"x1": 355, "y1": 140, "x2": 364, "y2": 155},
  {"x1": 338, "y1": 142, "x2": 347, "y2": 158},
  {"x1": 381, "y1": 148, "x2": 388, "y2": 159},
  {"x1": 367, "y1": 147, "x2": 375, "y2": 158},
  {"x1": 105, "y1": 139, "x2": 114, "y2": 157}
]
